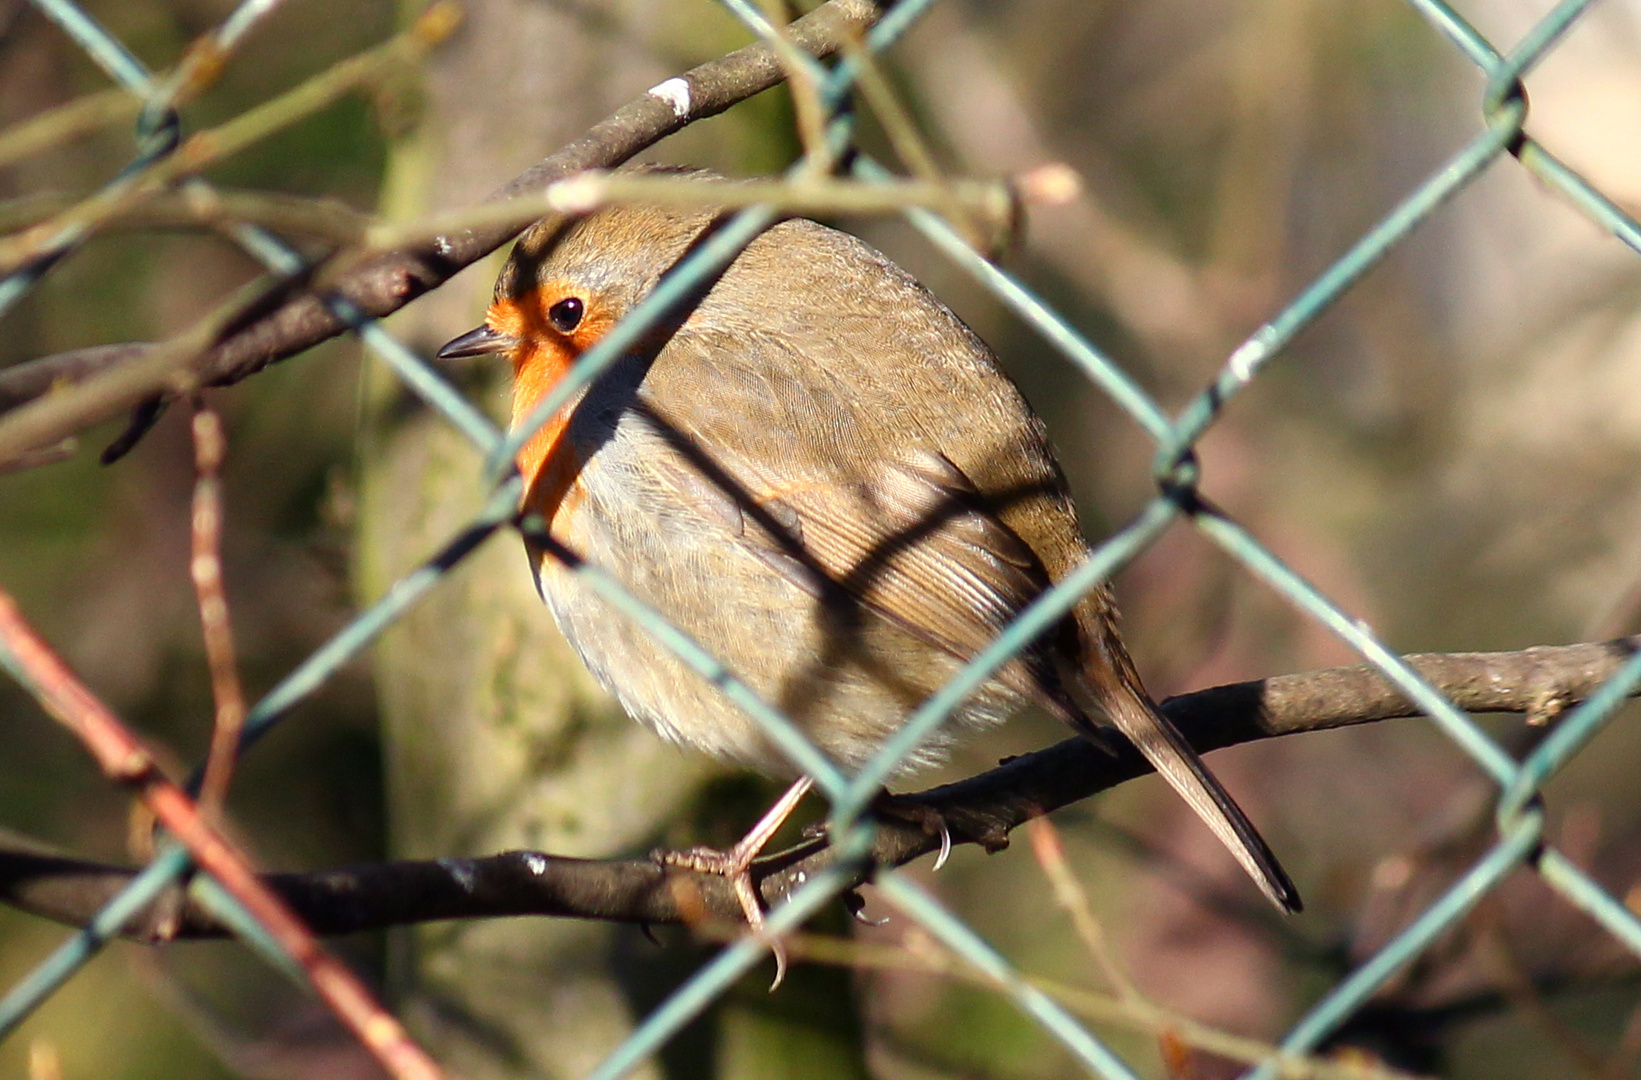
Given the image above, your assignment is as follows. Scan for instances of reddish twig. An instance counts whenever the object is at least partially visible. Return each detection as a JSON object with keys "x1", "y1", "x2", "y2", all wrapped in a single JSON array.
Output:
[
  {"x1": 1026, "y1": 818, "x2": 1141, "y2": 1002},
  {"x1": 0, "y1": 589, "x2": 445, "y2": 1080},
  {"x1": 187, "y1": 399, "x2": 246, "y2": 818}
]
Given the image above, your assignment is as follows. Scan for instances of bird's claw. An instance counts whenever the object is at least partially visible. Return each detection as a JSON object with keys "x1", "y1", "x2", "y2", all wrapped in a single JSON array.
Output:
[
  {"x1": 844, "y1": 889, "x2": 890, "y2": 927},
  {"x1": 932, "y1": 820, "x2": 953, "y2": 871}
]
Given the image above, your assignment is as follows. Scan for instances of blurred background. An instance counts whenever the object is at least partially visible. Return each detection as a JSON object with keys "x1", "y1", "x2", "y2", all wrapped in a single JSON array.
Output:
[{"x1": 3, "y1": 0, "x2": 1641, "y2": 1077}]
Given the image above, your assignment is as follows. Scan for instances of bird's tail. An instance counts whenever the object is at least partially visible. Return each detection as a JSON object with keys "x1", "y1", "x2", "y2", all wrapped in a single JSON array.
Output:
[{"x1": 1082, "y1": 666, "x2": 1302, "y2": 914}]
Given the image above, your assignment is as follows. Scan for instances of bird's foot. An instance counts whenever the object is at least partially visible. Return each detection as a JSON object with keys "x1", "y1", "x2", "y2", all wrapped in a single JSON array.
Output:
[
  {"x1": 658, "y1": 841, "x2": 777, "y2": 979},
  {"x1": 654, "y1": 776, "x2": 813, "y2": 990}
]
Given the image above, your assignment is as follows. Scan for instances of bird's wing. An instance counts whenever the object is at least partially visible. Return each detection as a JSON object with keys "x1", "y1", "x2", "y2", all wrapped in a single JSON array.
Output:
[{"x1": 636, "y1": 329, "x2": 1080, "y2": 719}]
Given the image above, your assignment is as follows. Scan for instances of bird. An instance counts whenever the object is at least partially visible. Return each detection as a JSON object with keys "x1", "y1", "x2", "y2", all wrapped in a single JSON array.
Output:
[{"x1": 438, "y1": 169, "x2": 1300, "y2": 970}]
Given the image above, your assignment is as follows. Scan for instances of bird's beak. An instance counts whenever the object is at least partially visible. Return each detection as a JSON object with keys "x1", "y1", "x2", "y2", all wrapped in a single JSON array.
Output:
[{"x1": 436, "y1": 325, "x2": 515, "y2": 360}]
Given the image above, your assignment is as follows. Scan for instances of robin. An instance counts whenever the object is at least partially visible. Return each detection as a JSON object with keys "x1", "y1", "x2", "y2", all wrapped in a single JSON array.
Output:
[{"x1": 438, "y1": 170, "x2": 1300, "y2": 962}]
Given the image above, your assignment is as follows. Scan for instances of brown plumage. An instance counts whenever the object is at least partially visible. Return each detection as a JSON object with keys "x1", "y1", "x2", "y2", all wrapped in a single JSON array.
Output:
[{"x1": 439, "y1": 177, "x2": 1300, "y2": 929}]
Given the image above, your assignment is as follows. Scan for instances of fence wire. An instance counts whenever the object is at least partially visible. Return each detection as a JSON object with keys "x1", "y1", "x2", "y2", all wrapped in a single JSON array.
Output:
[{"x1": 0, "y1": 0, "x2": 1638, "y2": 1078}]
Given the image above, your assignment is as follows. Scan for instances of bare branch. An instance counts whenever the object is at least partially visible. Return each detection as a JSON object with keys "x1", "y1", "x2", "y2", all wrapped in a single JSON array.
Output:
[
  {"x1": 0, "y1": 87, "x2": 139, "y2": 170},
  {"x1": 0, "y1": 344, "x2": 148, "y2": 413},
  {"x1": 188, "y1": 401, "x2": 246, "y2": 817},
  {"x1": 0, "y1": 188, "x2": 375, "y2": 245},
  {"x1": 0, "y1": 0, "x2": 886, "y2": 462},
  {"x1": 362, "y1": 171, "x2": 1012, "y2": 254},
  {"x1": 0, "y1": 8, "x2": 459, "y2": 278},
  {"x1": 2, "y1": 636, "x2": 1633, "y2": 938}
]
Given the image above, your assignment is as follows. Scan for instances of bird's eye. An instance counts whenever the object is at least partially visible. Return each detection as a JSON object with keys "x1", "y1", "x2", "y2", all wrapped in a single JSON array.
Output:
[{"x1": 548, "y1": 297, "x2": 584, "y2": 334}]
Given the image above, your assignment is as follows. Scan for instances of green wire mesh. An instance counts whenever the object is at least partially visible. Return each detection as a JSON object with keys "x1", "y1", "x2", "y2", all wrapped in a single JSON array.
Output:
[{"x1": 0, "y1": 0, "x2": 1639, "y2": 1078}]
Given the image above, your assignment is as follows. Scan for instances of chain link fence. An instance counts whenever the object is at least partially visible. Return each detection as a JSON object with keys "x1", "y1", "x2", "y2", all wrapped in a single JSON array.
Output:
[{"x1": 1, "y1": 0, "x2": 1639, "y2": 1077}]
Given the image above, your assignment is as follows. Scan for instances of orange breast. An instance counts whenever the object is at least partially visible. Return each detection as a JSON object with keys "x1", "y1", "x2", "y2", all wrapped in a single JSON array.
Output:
[
  {"x1": 509, "y1": 338, "x2": 584, "y2": 533},
  {"x1": 489, "y1": 285, "x2": 620, "y2": 539}
]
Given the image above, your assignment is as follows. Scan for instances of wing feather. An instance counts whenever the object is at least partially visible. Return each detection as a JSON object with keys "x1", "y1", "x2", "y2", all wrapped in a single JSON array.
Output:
[{"x1": 636, "y1": 330, "x2": 1080, "y2": 720}]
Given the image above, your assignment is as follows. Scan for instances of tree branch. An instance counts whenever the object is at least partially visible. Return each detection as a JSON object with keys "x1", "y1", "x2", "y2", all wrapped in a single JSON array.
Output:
[
  {"x1": 0, "y1": 0, "x2": 884, "y2": 462},
  {"x1": 4, "y1": 637, "x2": 1633, "y2": 940}
]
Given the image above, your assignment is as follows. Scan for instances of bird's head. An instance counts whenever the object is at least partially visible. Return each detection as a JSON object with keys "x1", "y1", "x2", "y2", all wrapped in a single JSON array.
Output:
[
  {"x1": 436, "y1": 173, "x2": 725, "y2": 504},
  {"x1": 435, "y1": 223, "x2": 626, "y2": 392},
  {"x1": 437, "y1": 167, "x2": 726, "y2": 404}
]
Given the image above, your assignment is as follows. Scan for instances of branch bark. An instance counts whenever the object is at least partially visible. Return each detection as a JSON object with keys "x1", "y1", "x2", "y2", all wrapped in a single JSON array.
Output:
[
  {"x1": 0, "y1": 0, "x2": 883, "y2": 463},
  {"x1": 4, "y1": 637, "x2": 1633, "y2": 940}
]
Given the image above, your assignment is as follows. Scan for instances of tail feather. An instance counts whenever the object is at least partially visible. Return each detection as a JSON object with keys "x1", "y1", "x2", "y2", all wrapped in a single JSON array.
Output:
[{"x1": 1092, "y1": 681, "x2": 1301, "y2": 914}]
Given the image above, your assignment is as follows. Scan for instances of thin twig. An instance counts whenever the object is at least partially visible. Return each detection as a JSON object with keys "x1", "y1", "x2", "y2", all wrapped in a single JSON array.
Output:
[
  {"x1": 1025, "y1": 817, "x2": 1346, "y2": 1076},
  {"x1": 188, "y1": 400, "x2": 246, "y2": 818},
  {"x1": 0, "y1": 168, "x2": 999, "y2": 473},
  {"x1": 750, "y1": 0, "x2": 832, "y2": 159},
  {"x1": 145, "y1": 0, "x2": 299, "y2": 120},
  {"x1": 1026, "y1": 818, "x2": 1142, "y2": 1002},
  {"x1": 0, "y1": 5, "x2": 460, "y2": 278},
  {"x1": 26, "y1": 1038, "x2": 61, "y2": 1080},
  {"x1": 833, "y1": 27, "x2": 1017, "y2": 255},
  {"x1": 0, "y1": 267, "x2": 302, "y2": 471},
  {"x1": 0, "y1": 590, "x2": 446, "y2": 1080},
  {"x1": 0, "y1": 439, "x2": 76, "y2": 474},
  {"x1": 0, "y1": 87, "x2": 140, "y2": 170},
  {"x1": 0, "y1": 187, "x2": 374, "y2": 245},
  {"x1": 361, "y1": 170, "x2": 1011, "y2": 253},
  {"x1": 840, "y1": 31, "x2": 941, "y2": 184}
]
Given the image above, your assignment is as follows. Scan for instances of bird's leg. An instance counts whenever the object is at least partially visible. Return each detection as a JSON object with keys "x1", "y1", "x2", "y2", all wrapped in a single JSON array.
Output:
[{"x1": 657, "y1": 775, "x2": 814, "y2": 989}]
